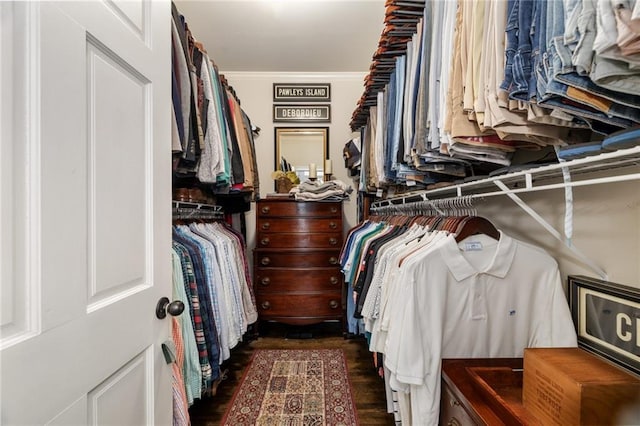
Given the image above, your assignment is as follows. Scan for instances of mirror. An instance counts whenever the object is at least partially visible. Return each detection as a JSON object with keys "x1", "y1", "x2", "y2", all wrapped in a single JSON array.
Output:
[{"x1": 275, "y1": 127, "x2": 329, "y2": 182}]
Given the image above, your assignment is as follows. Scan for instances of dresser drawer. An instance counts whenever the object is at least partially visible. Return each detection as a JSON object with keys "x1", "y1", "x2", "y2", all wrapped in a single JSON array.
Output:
[
  {"x1": 256, "y1": 232, "x2": 342, "y2": 249},
  {"x1": 440, "y1": 382, "x2": 479, "y2": 426},
  {"x1": 256, "y1": 293, "x2": 342, "y2": 318},
  {"x1": 258, "y1": 201, "x2": 341, "y2": 218},
  {"x1": 255, "y1": 268, "x2": 342, "y2": 292},
  {"x1": 255, "y1": 251, "x2": 341, "y2": 268},
  {"x1": 257, "y1": 217, "x2": 341, "y2": 233}
]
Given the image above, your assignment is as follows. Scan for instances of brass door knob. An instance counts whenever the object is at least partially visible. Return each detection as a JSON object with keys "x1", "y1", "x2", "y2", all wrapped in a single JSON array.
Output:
[{"x1": 261, "y1": 257, "x2": 271, "y2": 266}]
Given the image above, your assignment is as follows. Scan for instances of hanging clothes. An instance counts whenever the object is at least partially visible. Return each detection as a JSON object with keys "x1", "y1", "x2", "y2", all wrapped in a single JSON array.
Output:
[
  {"x1": 171, "y1": 3, "x2": 258, "y2": 194},
  {"x1": 351, "y1": 0, "x2": 640, "y2": 193},
  {"x1": 170, "y1": 221, "x2": 257, "y2": 410},
  {"x1": 340, "y1": 214, "x2": 578, "y2": 425}
]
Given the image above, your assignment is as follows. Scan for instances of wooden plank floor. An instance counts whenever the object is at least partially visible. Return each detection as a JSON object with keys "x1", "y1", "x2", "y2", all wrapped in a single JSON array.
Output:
[{"x1": 189, "y1": 322, "x2": 395, "y2": 425}]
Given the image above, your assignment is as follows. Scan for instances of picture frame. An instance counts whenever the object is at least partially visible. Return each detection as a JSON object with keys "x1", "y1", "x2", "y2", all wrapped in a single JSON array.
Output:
[
  {"x1": 274, "y1": 127, "x2": 329, "y2": 184},
  {"x1": 273, "y1": 83, "x2": 331, "y2": 102},
  {"x1": 273, "y1": 104, "x2": 331, "y2": 123},
  {"x1": 568, "y1": 275, "x2": 640, "y2": 376}
]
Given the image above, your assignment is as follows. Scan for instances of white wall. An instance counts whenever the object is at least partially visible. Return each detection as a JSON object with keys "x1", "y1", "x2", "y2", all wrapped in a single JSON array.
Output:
[
  {"x1": 223, "y1": 72, "x2": 364, "y2": 253},
  {"x1": 477, "y1": 180, "x2": 640, "y2": 289}
]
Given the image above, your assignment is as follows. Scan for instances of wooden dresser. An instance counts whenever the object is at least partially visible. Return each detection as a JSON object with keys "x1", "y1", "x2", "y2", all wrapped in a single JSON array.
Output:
[
  {"x1": 253, "y1": 198, "x2": 344, "y2": 327},
  {"x1": 440, "y1": 358, "x2": 529, "y2": 426}
]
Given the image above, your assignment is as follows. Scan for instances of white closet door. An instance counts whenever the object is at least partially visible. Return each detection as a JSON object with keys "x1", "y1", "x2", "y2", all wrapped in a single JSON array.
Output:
[{"x1": 1, "y1": 1, "x2": 173, "y2": 424}]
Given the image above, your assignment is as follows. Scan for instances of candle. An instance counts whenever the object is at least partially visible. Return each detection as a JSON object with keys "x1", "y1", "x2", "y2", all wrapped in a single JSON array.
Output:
[
  {"x1": 309, "y1": 163, "x2": 317, "y2": 178},
  {"x1": 324, "y1": 159, "x2": 332, "y2": 174}
]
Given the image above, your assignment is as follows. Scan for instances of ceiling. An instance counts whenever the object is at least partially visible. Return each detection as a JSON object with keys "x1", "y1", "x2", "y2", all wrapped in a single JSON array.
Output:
[{"x1": 172, "y1": 0, "x2": 386, "y2": 73}]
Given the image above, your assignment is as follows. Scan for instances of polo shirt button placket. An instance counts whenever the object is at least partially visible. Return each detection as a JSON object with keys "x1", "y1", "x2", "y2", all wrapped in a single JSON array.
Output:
[{"x1": 471, "y1": 273, "x2": 487, "y2": 321}]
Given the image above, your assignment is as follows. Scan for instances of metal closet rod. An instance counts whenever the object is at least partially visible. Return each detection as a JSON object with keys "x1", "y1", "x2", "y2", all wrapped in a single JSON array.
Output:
[
  {"x1": 369, "y1": 195, "x2": 479, "y2": 217},
  {"x1": 172, "y1": 201, "x2": 224, "y2": 220}
]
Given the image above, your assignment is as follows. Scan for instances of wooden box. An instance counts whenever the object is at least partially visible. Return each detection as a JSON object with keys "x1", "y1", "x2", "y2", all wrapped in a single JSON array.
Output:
[{"x1": 523, "y1": 348, "x2": 640, "y2": 425}]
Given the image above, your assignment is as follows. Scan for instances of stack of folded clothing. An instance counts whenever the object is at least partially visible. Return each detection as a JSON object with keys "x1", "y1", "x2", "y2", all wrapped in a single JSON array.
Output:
[
  {"x1": 290, "y1": 180, "x2": 353, "y2": 201},
  {"x1": 557, "y1": 126, "x2": 640, "y2": 161}
]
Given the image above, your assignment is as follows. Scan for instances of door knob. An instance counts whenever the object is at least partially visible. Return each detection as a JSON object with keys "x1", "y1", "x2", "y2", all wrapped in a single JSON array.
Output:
[{"x1": 156, "y1": 297, "x2": 185, "y2": 319}]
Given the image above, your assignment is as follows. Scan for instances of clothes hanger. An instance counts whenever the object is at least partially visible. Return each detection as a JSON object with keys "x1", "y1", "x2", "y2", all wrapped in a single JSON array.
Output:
[{"x1": 454, "y1": 216, "x2": 500, "y2": 243}]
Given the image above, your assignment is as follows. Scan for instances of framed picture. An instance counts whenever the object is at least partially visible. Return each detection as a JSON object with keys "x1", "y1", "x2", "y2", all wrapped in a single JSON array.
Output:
[
  {"x1": 273, "y1": 83, "x2": 331, "y2": 102},
  {"x1": 273, "y1": 105, "x2": 331, "y2": 123},
  {"x1": 568, "y1": 275, "x2": 640, "y2": 376}
]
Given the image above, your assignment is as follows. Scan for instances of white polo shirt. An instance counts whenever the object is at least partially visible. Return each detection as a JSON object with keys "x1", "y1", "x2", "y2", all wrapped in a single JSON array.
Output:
[{"x1": 383, "y1": 232, "x2": 577, "y2": 425}]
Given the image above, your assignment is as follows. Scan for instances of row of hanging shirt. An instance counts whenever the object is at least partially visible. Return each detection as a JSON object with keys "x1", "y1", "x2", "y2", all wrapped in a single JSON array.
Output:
[
  {"x1": 339, "y1": 213, "x2": 578, "y2": 425},
  {"x1": 171, "y1": 3, "x2": 260, "y2": 193},
  {"x1": 171, "y1": 221, "x2": 257, "y2": 412}
]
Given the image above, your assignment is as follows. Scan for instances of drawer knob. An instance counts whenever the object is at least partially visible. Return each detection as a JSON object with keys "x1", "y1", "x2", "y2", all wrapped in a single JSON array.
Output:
[
  {"x1": 450, "y1": 399, "x2": 461, "y2": 407},
  {"x1": 261, "y1": 237, "x2": 270, "y2": 246},
  {"x1": 329, "y1": 221, "x2": 337, "y2": 229},
  {"x1": 329, "y1": 256, "x2": 338, "y2": 265},
  {"x1": 261, "y1": 222, "x2": 270, "y2": 230},
  {"x1": 330, "y1": 276, "x2": 339, "y2": 285},
  {"x1": 261, "y1": 206, "x2": 270, "y2": 214},
  {"x1": 329, "y1": 237, "x2": 337, "y2": 245},
  {"x1": 330, "y1": 206, "x2": 338, "y2": 213},
  {"x1": 261, "y1": 301, "x2": 271, "y2": 310},
  {"x1": 329, "y1": 300, "x2": 339, "y2": 309},
  {"x1": 261, "y1": 257, "x2": 271, "y2": 266},
  {"x1": 447, "y1": 419, "x2": 461, "y2": 426},
  {"x1": 260, "y1": 277, "x2": 271, "y2": 286}
]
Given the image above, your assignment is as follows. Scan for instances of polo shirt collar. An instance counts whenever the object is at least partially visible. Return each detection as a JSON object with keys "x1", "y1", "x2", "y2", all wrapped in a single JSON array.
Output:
[{"x1": 440, "y1": 231, "x2": 516, "y2": 281}]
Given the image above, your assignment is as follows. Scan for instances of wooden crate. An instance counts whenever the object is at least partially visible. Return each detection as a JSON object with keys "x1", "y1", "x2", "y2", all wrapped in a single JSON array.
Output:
[{"x1": 523, "y1": 348, "x2": 640, "y2": 425}]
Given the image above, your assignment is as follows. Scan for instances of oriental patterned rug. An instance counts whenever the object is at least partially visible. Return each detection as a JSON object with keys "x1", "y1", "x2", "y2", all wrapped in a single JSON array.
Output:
[{"x1": 221, "y1": 349, "x2": 359, "y2": 426}]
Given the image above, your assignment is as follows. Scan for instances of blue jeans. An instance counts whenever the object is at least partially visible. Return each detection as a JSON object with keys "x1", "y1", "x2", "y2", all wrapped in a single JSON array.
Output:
[
  {"x1": 384, "y1": 67, "x2": 397, "y2": 181},
  {"x1": 538, "y1": 0, "x2": 639, "y2": 130},
  {"x1": 534, "y1": 0, "x2": 549, "y2": 100},
  {"x1": 500, "y1": 0, "x2": 518, "y2": 96},
  {"x1": 512, "y1": 0, "x2": 535, "y2": 101},
  {"x1": 392, "y1": 55, "x2": 405, "y2": 173}
]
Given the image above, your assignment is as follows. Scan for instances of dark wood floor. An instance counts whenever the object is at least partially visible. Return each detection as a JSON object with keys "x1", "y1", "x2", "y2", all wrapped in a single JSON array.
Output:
[{"x1": 189, "y1": 322, "x2": 395, "y2": 425}]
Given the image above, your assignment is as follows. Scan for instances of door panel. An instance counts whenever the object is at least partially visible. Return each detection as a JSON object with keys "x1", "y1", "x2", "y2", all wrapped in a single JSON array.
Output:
[
  {"x1": 88, "y1": 36, "x2": 149, "y2": 308},
  {"x1": 0, "y1": 1, "x2": 36, "y2": 347},
  {"x1": 87, "y1": 349, "x2": 152, "y2": 426},
  {"x1": 0, "y1": 1, "x2": 171, "y2": 424}
]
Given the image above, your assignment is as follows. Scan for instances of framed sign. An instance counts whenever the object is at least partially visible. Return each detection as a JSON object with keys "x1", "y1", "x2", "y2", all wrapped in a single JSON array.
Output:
[
  {"x1": 568, "y1": 275, "x2": 640, "y2": 375},
  {"x1": 273, "y1": 105, "x2": 331, "y2": 123},
  {"x1": 273, "y1": 83, "x2": 331, "y2": 102}
]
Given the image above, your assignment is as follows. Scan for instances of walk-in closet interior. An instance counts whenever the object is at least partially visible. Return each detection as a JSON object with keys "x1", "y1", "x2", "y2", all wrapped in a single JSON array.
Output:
[{"x1": 2, "y1": 0, "x2": 639, "y2": 425}]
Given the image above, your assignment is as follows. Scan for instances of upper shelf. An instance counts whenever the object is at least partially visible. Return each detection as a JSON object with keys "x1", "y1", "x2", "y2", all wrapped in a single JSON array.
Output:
[{"x1": 371, "y1": 146, "x2": 640, "y2": 207}]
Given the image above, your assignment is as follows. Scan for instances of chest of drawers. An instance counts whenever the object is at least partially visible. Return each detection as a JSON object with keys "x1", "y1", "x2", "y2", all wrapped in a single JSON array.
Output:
[{"x1": 254, "y1": 198, "x2": 344, "y2": 326}]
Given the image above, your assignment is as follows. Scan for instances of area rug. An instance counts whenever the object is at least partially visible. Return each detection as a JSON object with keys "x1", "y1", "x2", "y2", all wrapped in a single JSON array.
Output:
[{"x1": 221, "y1": 349, "x2": 359, "y2": 426}]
